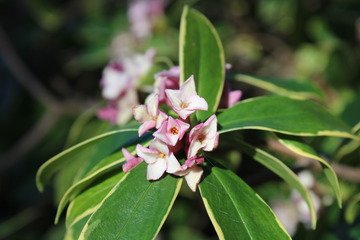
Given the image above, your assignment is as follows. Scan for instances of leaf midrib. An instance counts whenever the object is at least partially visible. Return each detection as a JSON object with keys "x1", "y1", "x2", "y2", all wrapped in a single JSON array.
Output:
[
  {"x1": 212, "y1": 169, "x2": 254, "y2": 240},
  {"x1": 115, "y1": 183, "x2": 153, "y2": 239}
]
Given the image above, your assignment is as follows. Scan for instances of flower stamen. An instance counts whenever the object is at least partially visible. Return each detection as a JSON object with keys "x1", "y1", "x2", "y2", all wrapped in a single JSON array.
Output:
[{"x1": 170, "y1": 127, "x2": 179, "y2": 135}]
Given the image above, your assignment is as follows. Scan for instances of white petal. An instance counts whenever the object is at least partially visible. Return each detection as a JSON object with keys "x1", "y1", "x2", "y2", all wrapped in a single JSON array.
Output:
[
  {"x1": 150, "y1": 139, "x2": 169, "y2": 156},
  {"x1": 136, "y1": 144, "x2": 158, "y2": 164},
  {"x1": 187, "y1": 140, "x2": 204, "y2": 158},
  {"x1": 147, "y1": 159, "x2": 167, "y2": 180},
  {"x1": 102, "y1": 69, "x2": 129, "y2": 100},
  {"x1": 180, "y1": 75, "x2": 197, "y2": 99},
  {"x1": 166, "y1": 153, "x2": 182, "y2": 174},
  {"x1": 133, "y1": 105, "x2": 150, "y2": 123},
  {"x1": 187, "y1": 95, "x2": 208, "y2": 111},
  {"x1": 165, "y1": 89, "x2": 182, "y2": 110},
  {"x1": 184, "y1": 166, "x2": 203, "y2": 192},
  {"x1": 145, "y1": 93, "x2": 159, "y2": 117}
]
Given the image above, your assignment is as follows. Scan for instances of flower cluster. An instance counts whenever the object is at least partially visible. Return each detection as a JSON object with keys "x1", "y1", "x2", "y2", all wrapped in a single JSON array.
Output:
[
  {"x1": 97, "y1": 49, "x2": 155, "y2": 125},
  {"x1": 122, "y1": 76, "x2": 219, "y2": 191}
]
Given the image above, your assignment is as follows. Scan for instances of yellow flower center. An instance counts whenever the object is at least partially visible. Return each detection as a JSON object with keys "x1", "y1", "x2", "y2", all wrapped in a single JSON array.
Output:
[
  {"x1": 158, "y1": 153, "x2": 166, "y2": 158},
  {"x1": 180, "y1": 102, "x2": 189, "y2": 109},
  {"x1": 170, "y1": 127, "x2": 179, "y2": 135}
]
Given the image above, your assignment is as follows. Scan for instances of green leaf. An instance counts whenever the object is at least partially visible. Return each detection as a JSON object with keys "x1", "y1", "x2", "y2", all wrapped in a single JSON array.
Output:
[
  {"x1": 78, "y1": 163, "x2": 182, "y2": 240},
  {"x1": 55, "y1": 152, "x2": 126, "y2": 223},
  {"x1": 237, "y1": 141, "x2": 317, "y2": 229},
  {"x1": 218, "y1": 96, "x2": 357, "y2": 140},
  {"x1": 345, "y1": 192, "x2": 360, "y2": 224},
  {"x1": 276, "y1": 135, "x2": 342, "y2": 207},
  {"x1": 65, "y1": 171, "x2": 126, "y2": 228},
  {"x1": 64, "y1": 215, "x2": 90, "y2": 240},
  {"x1": 235, "y1": 74, "x2": 323, "y2": 100},
  {"x1": 55, "y1": 119, "x2": 110, "y2": 203},
  {"x1": 36, "y1": 129, "x2": 138, "y2": 192},
  {"x1": 55, "y1": 141, "x2": 150, "y2": 223},
  {"x1": 199, "y1": 159, "x2": 291, "y2": 239},
  {"x1": 179, "y1": 6, "x2": 225, "y2": 120}
]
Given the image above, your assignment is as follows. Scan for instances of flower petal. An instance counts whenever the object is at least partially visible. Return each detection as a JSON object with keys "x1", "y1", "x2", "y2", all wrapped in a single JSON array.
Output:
[
  {"x1": 145, "y1": 93, "x2": 159, "y2": 117},
  {"x1": 180, "y1": 75, "x2": 197, "y2": 99},
  {"x1": 184, "y1": 166, "x2": 203, "y2": 192},
  {"x1": 138, "y1": 120, "x2": 156, "y2": 136},
  {"x1": 147, "y1": 158, "x2": 167, "y2": 180},
  {"x1": 187, "y1": 95, "x2": 208, "y2": 111},
  {"x1": 228, "y1": 90, "x2": 242, "y2": 107},
  {"x1": 133, "y1": 105, "x2": 149, "y2": 123},
  {"x1": 122, "y1": 157, "x2": 142, "y2": 173},
  {"x1": 150, "y1": 139, "x2": 169, "y2": 155},
  {"x1": 166, "y1": 153, "x2": 182, "y2": 174},
  {"x1": 187, "y1": 140, "x2": 204, "y2": 159},
  {"x1": 136, "y1": 144, "x2": 158, "y2": 164},
  {"x1": 121, "y1": 148, "x2": 134, "y2": 161},
  {"x1": 165, "y1": 89, "x2": 182, "y2": 110}
]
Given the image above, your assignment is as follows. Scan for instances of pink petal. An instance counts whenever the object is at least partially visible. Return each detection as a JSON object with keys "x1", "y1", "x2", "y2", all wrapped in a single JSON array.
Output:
[
  {"x1": 97, "y1": 105, "x2": 118, "y2": 124},
  {"x1": 122, "y1": 157, "x2": 143, "y2": 172},
  {"x1": 155, "y1": 111, "x2": 168, "y2": 128},
  {"x1": 147, "y1": 158, "x2": 167, "y2": 180},
  {"x1": 184, "y1": 166, "x2": 203, "y2": 192},
  {"x1": 228, "y1": 90, "x2": 242, "y2": 107},
  {"x1": 175, "y1": 119, "x2": 190, "y2": 140},
  {"x1": 166, "y1": 153, "x2": 182, "y2": 174},
  {"x1": 121, "y1": 148, "x2": 135, "y2": 161},
  {"x1": 153, "y1": 121, "x2": 171, "y2": 145},
  {"x1": 136, "y1": 144, "x2": 158, "y2": 164},
  {"x1": 138, "y1": 120, "x2": 156, "y2": 136}
]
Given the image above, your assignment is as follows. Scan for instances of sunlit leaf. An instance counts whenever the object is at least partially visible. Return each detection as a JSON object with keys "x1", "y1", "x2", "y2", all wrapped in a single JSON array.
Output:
[
  {"x1": 235, "y1": 74, "x2": 323, "y2": 100},
  {"x1": 78, "y1": 163, "x2": 182, "y2": 240},
  {"x1": 218, "y1": 96, "x2": 357, "y2": 140},
  {"x1": 237, "y1": 141, "x2": 317, "y2": 229},
  {"x1": 36, "y1": 129, "x2": 138, "y2": 192},
  {"x1": 199, "y1": 158, "x2": 291, "y2": 239},
  {"x1": 276, "y1": 134, "x2": 341, "y2": 206},
  {"x1": 180, "y1": 6, "x2": 225, "y2": 120}
]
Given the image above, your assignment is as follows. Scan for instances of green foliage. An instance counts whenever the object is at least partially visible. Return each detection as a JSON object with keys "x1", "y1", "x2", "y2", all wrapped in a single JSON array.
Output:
[
  {"x1": 78, "y1": 163, "x2": 182, "y2": 240},
  {"x1": 179, "y1": 7, "x2": 225, "y2": 121},
  {"x1": 34, "y1": 5, "x2": 359, "y2": 240},
  {"x1": 235, "y1": 74, "x2": 323, "y2": 100},
  {"x1": 236, "y1": 141, "x2": 317, "y2": 229},
  {"x1": 217, "y1": 96, "x2": 356, "y2": 139},
  {"x1": 36, "y1": 128, "x2": 138, "y2": 192},
  {"x1": 276, "y1": 135, "x2": 342, "y2": 206},
  {"x1": 199, "y1": 158, "x2": 291, "y2": 239}
]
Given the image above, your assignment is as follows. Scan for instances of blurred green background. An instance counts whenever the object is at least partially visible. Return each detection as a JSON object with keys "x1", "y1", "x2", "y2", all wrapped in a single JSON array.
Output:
[{"x1": 0, "y1": 0, "x2": 359, "y2": 239}]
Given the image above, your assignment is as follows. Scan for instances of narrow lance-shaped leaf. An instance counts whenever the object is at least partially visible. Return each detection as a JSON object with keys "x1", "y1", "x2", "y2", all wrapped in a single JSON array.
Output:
[
  {"x1": 65, "y1": 171, "x2": 126, "y2": 228},
  {"x1": 345, "y1": 192, "x2": 360, "y2": 224},
  {"x1": 199, "y1": 158, "x2": 291, "y2": 239},
  {"x1": 218, "y1": 96, "x2": 357, "y2": 140},
  {"x1": 235, "y1": 74, "x2": 323, "y2": 100},
  {"x1": 36, "y1": 129, "x2": 138, "y2": 192},
  {"x1": 276, "y1": 134, "x2": 342, "y2": 207},
  {"x1": 55, "y1": 141, "x2": 150, "y2": 223},
  {"x1": 55, "y1": 151, "x2": 128, "y2": 223},
  {"x1": 237, "y1": 141, "x2": 317, "y2": 229},
  {"x1": 179, "y1": 6, "x2": 225, "y2": 120},
  {"x1": 79, "y1": 163, "x2": 182, "y2": 240}
]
